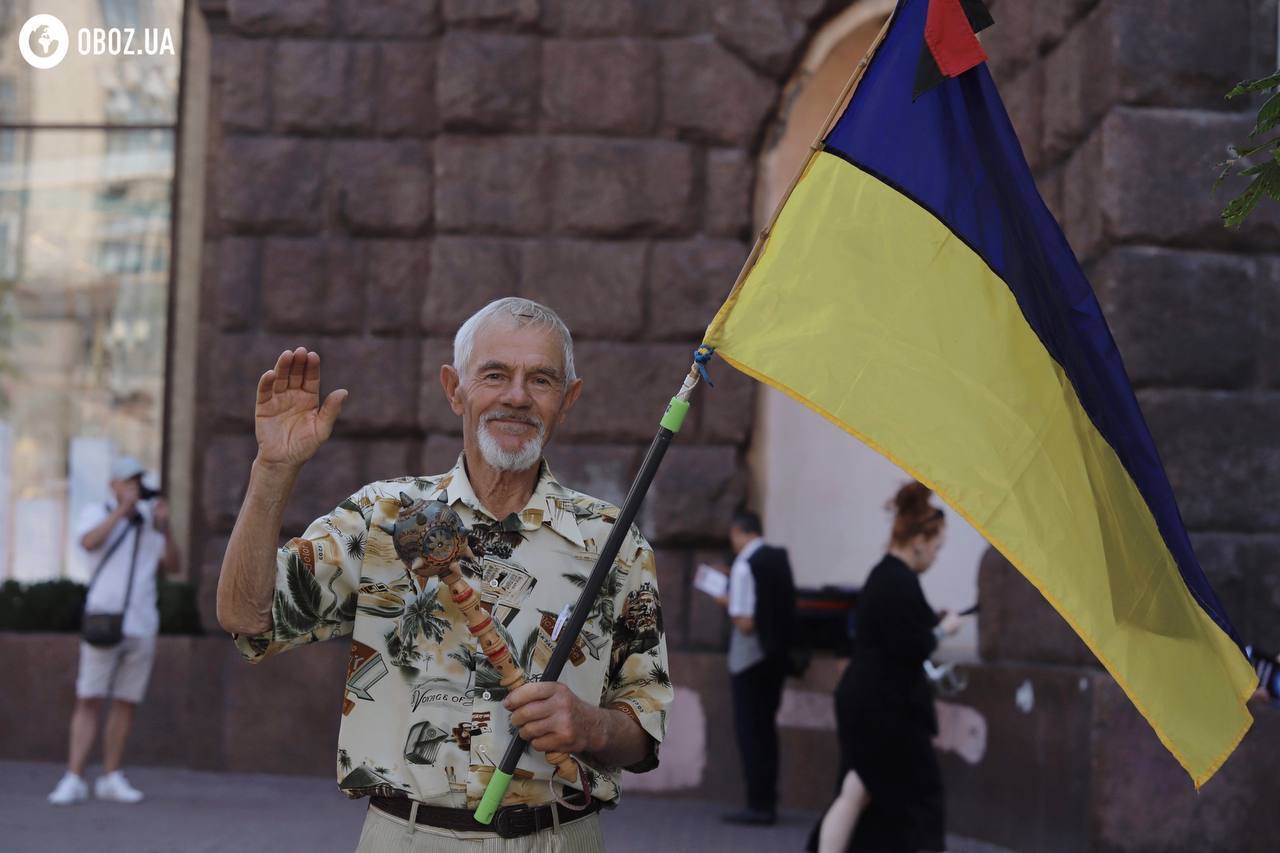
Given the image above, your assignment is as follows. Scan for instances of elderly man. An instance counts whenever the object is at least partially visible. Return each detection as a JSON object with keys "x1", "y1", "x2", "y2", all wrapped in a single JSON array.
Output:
[{"x1": 217, "y1": 298, "x2": 672, "y2": 851}]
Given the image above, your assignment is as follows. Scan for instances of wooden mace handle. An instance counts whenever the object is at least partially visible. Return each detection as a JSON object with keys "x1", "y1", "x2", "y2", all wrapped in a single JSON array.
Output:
[{"x1": 440, "y1": 563, "x2": 579, "y2": 783}]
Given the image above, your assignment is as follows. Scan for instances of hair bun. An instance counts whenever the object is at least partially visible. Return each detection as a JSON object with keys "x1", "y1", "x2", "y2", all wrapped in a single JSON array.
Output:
[{"x1": 893, "y1": 481, "x2": 933, "y2": 514}]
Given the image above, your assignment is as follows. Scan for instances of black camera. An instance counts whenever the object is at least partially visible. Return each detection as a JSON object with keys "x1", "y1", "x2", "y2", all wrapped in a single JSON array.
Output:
[{"x1": 138, "y1": 482, "x2": 162, "y2": 501}]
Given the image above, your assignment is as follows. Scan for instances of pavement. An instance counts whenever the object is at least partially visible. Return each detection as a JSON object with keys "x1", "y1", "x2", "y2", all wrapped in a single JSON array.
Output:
[{"x1": 1, "y1": 761, "x2": 1013, "y2": 852}]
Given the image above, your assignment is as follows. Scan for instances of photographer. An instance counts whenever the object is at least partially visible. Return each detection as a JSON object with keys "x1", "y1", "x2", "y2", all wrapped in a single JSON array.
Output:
[{"x1": 47, "y1": 456, "x2": 180, "y2": 805}]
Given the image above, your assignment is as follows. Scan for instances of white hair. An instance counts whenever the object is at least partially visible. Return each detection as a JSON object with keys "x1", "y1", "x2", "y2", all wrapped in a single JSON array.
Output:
[
  {"x1": 476, "y1": 412, "x2": 546, "y2": 472},
  {"x1": 452, "y1": 297, "x2": 577, "y2": 383}
]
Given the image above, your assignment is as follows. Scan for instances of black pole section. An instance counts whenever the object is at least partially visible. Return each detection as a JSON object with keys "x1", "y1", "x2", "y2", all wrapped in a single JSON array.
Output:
[{"x1": 495, "y1": 425, "x2": 677, "y2": 776}]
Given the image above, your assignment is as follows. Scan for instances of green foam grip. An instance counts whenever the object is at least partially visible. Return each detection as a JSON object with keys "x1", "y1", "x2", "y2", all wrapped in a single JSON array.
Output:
[
  {"x1": 474, "y1": 769, "x2": 513, "y2": 825},
  {"x1": 660, "y1": 398, "x2": 690, "y2": 433}
]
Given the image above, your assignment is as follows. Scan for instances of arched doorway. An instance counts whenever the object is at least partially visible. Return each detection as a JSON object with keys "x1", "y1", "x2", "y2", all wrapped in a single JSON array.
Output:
[{"x1": 749, "y1": 0, "x2": 986, "y2": 658}]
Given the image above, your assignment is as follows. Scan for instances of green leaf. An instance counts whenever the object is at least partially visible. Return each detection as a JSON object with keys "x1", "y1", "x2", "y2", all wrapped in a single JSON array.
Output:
[
  {"x1": 1227, "y1": 69, "x2": 1280, "y2": 99},
  {"x1": 284, "y1": 553, "x2": 325, "y2": 624},
  {"x1": 1222, "y1": 179, "x2": 1266, "y2": 229}
]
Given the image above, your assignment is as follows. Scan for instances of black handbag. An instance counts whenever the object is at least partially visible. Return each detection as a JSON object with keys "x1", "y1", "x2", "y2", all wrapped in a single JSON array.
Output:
[{"x1": 81, "y1": 511, "x2": 143, "y2": 648}]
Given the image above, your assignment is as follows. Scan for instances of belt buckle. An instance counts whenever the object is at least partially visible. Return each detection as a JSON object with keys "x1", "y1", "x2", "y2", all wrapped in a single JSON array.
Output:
[{"x1": 493, "y1": 803, "x2": 533, "y2": 839}]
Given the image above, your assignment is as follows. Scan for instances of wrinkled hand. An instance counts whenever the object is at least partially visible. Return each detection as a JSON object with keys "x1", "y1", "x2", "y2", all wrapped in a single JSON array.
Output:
[
  {"x1": 504, "y1": 681, "x2": 604, "y2": 755},
  {"x1": 255, "y1": 347, "x2": 347, "y2": 469}
]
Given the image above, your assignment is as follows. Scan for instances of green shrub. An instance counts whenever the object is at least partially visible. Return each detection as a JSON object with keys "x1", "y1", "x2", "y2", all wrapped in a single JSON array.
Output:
[{"x1": 0, "y1": 578, "x2": 202, "y2": 634}]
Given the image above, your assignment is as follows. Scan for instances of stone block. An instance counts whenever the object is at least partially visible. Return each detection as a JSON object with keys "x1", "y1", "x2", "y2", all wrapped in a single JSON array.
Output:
[
  {"x1": 643, "y1": 0, "x2": 711, "y2": 35},
  {"x1": 521, "y1": 240, "x2": 647, "y2": 339},
  {"x1": 690, "y1": 362, "x2": 756, "y2": 446},
  {"x1": 434, "y1": 136, "x2": 550, "y2": 235},
  {"x1": 1189, "y1": 532, "x2": 1280, "y2": 652},
  {"x1": 549, "y1": 138, "x2": 695, "y2": 236},
  {"x1": 976, "y1": 546, "x2": 1097, "y2": 667},
  {"x1": 1090, "y1": 677, "x2": 1280, "y2": 852},
  {"x1": 705, "y1": 148, "x2": 754, "y2": 238},
  {"x1": 542, "y1": 443, "x2": 642, "y2": 508},
  {"x1": 343, "y1": 0, "x2": 439, "y2": 36},
  {"x1": 1094, "y1": 108, "x2": 1280, "y2": 255},
  {"x1": 376, "y1": 42, "x2": 436, "y2": 136},
  {"x1": 1042, "y1": 1, "x2": 1253, "y2": 163},
  {"x1": 709, "y1": 0, "x2": 806, "y2": 78},
  {"x1": 274, "y1": 41, "x2": 376, "y2": 135},
  {"x1": 199, "y1": 536, "x2": 230, "y2": 633},
  {"x1": 542, "y1": 0, "x2": 642, "y2": 35},
  {"x1": 419, "y1": 338, "x2": 460, "y2": 432},
  {"x1": 360, "y1": 438, "x2": 417, "y2": 483},
  {"x1": 366, "y1": 239, "x2": 430, "y2": 334},
  {"x1": 556, "y1": 342, "x2": 699, "y2": 442},
  {"x1": 541, "y1": 39, "x2": 658, "y2": 135},
  {"x1": 441, "y1": 0, "x2": 540, "y2": 28},
  {"x1": 214, "y1": 36, "x2": 269, "y2": 132},
  {"x1": 981, "y1": 0, "x2": 1036, "y2": 83},
  {"x1": 217, "y1": 137, "x2": 326, "y2": 233},
  {"x1": 227, "y1": 0, "x2": 331, "y2": 36},
  {"x1": 1092, "y1": 247, "x2": 1259, "y2": 389},
  {"x1": 661, "y1": 38, "x2": 777, "y2": 146},
  {"x1": 315, "y1": 337, "x2": 422, "y2": 433},
  {"x1": 436, "y1": 32, "x2": 539, "y2": 132},
  {"x1": 940, "y1": 662, "x2": 1099, "y2": 853},
  {"x1": 329, "y1": 139, "x2": 433, "y2": 235},
  {"x1": 222, "y1": 641, "x2": 348, "y2": 775},
  {"x1": 283, "y1": 439, "x2": 364, "y2": 533},
  {"x1": 260, "y1": 238, "x2": 366, "y2": 334},
  {"x1": 215, "y1": 237, "x2": 259, "y2": 331},
  {"x1": 687, "y1": 548, "x2": 732, "y2": 648},
  {"x1": 208, "y1": 333, "x2": 302, "y2": 426},
  {"x1": 1138, "y1": 389, "x2": 1280, "y2": 533},
  {"x1": 421, "y1": 433, "x2": 464, "y2": 474},
  {"x1": 639, "y1": 445, "x2": 745, "y2": 545},
  {"x1": 647, "y1": 239, "x2": 746, "y2": 340},
  {"x1": 202, "y1": 433, "x2": 258, "y2": 531},
  {"x1": 1059, "y1": 128, "x2": 1102, "y2": 262},
  {"x1": 1031, "y1": 0, "x2": 1099, "y2": 55},
  {"x1": 1258, "y1": 258, "x2": 1280, "y2": 389},
  {"x1": 425, "y1": 237, "x2": 523, "y2": 334},
  {"x1": 652, "y1": 547, "x2": 691, "y2": 648}
]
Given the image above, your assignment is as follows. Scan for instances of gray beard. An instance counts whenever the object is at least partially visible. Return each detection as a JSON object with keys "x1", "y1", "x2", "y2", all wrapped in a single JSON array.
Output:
[{"x1": 476, "y1": 417, "x2": 545, "y2": 472}]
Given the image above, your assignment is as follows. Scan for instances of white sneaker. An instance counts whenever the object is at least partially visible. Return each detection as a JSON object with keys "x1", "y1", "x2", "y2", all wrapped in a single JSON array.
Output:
[
  {"x1": 94, "y1": 770, "x2": 144, "y2": 803},
  {"x1": 47, "y1": 772, "x2": 88, "y2": 805}
]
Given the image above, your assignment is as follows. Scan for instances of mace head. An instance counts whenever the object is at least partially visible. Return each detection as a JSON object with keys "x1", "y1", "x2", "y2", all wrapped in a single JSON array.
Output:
[{"x1": 388, "y1": 492, "x2": 469, "y2": 577}]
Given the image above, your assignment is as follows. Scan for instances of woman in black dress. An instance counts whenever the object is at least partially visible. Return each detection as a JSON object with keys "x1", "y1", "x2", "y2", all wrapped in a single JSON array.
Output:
[{"x1": 815, "y1": 482, "x2": 961, "y2": 853}]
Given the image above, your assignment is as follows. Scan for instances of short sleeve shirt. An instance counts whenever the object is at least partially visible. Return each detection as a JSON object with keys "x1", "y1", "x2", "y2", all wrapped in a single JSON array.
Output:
[
  {"x1": 77, "y1": 501, "x2": 164, "y2": 638},
  {"x1": 234, "y1": 455, "x2": 673, "y2": 810}
]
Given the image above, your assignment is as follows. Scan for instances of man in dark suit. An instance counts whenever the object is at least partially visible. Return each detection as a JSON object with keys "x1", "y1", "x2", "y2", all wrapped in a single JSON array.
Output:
[{"x1": 719, "y1": 510, "x2": 797, "y2": 825}]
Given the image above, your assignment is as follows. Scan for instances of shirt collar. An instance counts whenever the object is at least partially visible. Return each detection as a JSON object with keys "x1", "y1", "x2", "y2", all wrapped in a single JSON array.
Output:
[
  {"x1": 430, "y1": 453, "x2": 587, "y2": 550},
  {"x1": 739, "y1": 537, "x2": 765, "y2": 562}
]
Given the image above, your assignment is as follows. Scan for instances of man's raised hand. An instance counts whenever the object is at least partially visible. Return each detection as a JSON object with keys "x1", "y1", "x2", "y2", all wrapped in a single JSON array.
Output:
[{"x1": 254, "y1": 348, "x2": 347, "y2": 470}]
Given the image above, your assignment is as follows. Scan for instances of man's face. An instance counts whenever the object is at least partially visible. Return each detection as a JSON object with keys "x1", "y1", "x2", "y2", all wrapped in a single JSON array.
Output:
[{"x1": 441, "y1": 320, "x2": 582, "y2": 473}]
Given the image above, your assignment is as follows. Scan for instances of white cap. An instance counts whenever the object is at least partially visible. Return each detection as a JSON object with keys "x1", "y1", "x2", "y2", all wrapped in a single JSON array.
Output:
[{"x1": 110, "y1": 456, "x2": 146, "y2": 482}]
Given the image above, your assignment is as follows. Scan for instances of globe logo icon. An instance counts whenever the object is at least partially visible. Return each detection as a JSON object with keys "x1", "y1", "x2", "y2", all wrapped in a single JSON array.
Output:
[{"x1": 18, "y1": 14, "x2": 70, "y2": 69}]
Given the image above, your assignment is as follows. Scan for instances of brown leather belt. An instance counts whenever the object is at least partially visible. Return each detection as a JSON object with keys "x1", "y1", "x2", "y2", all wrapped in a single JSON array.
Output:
[{"x1": 369, "y1": 795, "x2": 604, "y2": 839}]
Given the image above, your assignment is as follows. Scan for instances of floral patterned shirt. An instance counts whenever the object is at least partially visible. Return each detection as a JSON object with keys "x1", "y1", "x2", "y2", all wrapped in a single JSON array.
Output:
[{"x1": 234, "y1": 454, "x2": 672, "y2": 810}]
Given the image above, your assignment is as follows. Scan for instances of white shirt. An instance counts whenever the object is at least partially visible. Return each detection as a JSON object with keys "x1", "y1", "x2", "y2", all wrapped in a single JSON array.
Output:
[
  {"x1": 77, "y1": 501, "x2": 165, "y2": 638},
  {"x1": 727, "y1": 537, "x2": 765, "y2": 674}
]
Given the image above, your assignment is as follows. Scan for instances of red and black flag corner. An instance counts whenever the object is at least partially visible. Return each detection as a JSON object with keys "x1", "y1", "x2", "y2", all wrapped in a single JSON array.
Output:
[{"x1": 914, "y1": 0, "x2": 994, "y2": 98}]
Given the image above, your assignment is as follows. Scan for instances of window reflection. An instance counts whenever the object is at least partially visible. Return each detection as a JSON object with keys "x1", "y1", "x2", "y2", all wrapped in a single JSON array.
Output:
[{"x1": 0, "y1": 0, "x2": 181, "y2": 583}]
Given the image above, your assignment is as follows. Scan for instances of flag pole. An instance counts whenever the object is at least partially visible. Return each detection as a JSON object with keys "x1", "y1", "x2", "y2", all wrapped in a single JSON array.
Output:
[{"x1": 475, "y1": 363, "x2": 702, "y2": 824}]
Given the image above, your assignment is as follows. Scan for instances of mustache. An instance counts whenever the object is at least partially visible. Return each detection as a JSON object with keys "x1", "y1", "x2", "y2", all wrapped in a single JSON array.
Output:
[{"x1": 481, "y1": 410, "x2": 544, "y2": 429}]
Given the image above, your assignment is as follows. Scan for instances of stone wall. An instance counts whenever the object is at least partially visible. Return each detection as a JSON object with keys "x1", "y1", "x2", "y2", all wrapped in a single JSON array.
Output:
[
  {"x1": 985, "y1": 0, "x2": 1280, "y2": 653},
  {"x1": 190, "y1": 0, "x2": 864, "y2": 655}
]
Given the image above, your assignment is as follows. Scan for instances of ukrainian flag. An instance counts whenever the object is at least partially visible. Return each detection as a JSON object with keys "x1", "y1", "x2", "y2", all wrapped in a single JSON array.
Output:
[{"x1": 705, "y1": 0, "x2": 1256, "y2": 785}]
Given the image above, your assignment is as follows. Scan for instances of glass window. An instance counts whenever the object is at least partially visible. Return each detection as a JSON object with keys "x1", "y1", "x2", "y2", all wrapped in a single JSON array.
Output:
[{"x1": 0, "y1": 0, "x2": 182, "y2": 584}]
